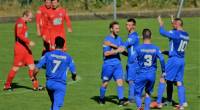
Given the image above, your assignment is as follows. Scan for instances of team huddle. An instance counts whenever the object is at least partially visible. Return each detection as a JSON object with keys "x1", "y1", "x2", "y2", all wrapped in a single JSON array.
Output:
[
  {"x1": 99, "y1": 17, "x2": 189, "y2": 110},
  {"x1": 2, "y1": 0, "x2": 189, "y2": 110}
]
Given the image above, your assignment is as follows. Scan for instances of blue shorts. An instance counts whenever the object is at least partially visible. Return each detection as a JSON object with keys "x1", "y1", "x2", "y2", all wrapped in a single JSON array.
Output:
[
  {"x1": 126, "y1": 63, "x2": 138, "y2": 81},
  {"x1": 101, "y1": 63, "x2": 124, "y2": 82},
  {"x1": 46, "y1": 80, "x2": 66, "y2": 110},
  {"x1": 134, "y1": 72, "x2": 155, "y2": 96},
  {"x1": 165, "y1": 57, "x2": 185, "y2": 82}
]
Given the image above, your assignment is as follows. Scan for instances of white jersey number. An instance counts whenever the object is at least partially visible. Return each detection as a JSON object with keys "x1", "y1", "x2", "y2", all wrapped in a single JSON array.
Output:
[
  {"x1": 52, "y1": 60, "x2": 61, "y2": 73},
  {"x1": 144, "y1": 55, "x2": 152, "y2": 67},
  {"x1": 178, "y1": 40, "x2": 188, "y2": 52}
]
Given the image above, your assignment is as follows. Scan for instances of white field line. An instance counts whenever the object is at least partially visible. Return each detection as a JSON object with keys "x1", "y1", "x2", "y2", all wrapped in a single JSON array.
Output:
[{"x1": 0, "y1": 75, "x2": 81, "y2": 96}]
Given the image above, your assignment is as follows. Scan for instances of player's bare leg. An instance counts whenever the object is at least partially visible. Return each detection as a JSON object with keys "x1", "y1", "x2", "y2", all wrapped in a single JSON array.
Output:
[
  {"x1": 4, "y1": 66, "x2": 19, "y2": 90},
  {"x1": 28, "y1": 64, "x2": 39, "y2": 90}
]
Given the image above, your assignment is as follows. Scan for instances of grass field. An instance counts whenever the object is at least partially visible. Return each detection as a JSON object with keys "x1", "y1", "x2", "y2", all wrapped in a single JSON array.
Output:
[{"x1": 0, "y1": 17, "x2": 199, "y2": 110}]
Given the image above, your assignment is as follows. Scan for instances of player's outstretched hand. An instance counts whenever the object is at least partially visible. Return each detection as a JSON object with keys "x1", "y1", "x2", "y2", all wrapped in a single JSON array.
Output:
[
  {"x1": 37, "y1": 30, "x2": 41, "y2": 37},
  {"x1": 72, "y1": 74, "x2": 77, "y2": 81},
  {"x1": 29, "y1": 41, "x2": 35, "y2": 47},
  {"x1": 170, "y1": 15, "x2": 174, "y2": 23},
  {"x1": 68, "y1": 28, "x2": 73, "y2": 33},
  {"x1": 157, "y1": 16, "x2": 164, "y2": 26},
  {"x1": 117, "y1": 46, "x2": 125, "y2": 53}
]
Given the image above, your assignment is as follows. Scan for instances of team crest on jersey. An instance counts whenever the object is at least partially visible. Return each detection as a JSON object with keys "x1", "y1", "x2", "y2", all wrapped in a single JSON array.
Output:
[
  {"x1": 59, "y1": 13, "x2": 63, "y2": 16},
  {"x1": 17, "y1": 23, "x2": 23, "y2": 27}
]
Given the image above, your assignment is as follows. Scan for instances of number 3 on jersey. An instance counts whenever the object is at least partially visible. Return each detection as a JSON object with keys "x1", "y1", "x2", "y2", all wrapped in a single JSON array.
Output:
[
  {"x1": 52, "y1": 60, "x2": 61, "y2": 73},
  {"x1": 144, "y1": 55, "x2": 152, "y2": 66}
]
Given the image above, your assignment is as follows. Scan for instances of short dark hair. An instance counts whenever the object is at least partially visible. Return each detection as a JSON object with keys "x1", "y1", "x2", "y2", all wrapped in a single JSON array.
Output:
[
  {"x1": 55, "y1": 36, "x2": 65, "y2": 48},
  {"x1": 142, "y1": 28, "x2": 151, "y2": 39},
  {"x1": 127, "y1": 18, "x2": 136, "y2": 25},
  {"x1": 174, "y1": 18, "x2": 183, "y2": 26},
  {"x1": 109, "y1": 21, "x2": 119, "y2": 29}
]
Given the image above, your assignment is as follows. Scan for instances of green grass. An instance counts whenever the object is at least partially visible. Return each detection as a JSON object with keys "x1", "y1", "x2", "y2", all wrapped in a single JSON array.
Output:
[{"x1": 0, "y1": 17, "x2": 199, "y2": 110}]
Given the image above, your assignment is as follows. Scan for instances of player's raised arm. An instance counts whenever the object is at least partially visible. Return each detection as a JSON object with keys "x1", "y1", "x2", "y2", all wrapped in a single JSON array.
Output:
[{"x1": 158, "y1": 16, "x2": 176, "y2": 39}]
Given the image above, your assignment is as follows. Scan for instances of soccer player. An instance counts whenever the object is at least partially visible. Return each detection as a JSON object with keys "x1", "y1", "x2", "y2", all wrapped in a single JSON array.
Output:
[
  {"x1": 4, "y1": 10, "x2": 39, "y2": 90},
  {"x1": 131, "y1": 29, "x2": 165, "y2": 110},
  {"x1": 33, "y1": 37, "x2": 77, "y2": 110},
  {"x1": 124, "y1": 18, "x2": 139, "y2": 103},
  {"x1": 99, "y1": 21, "x2": 126, "y2": 106},
  {"x1": 49, "y1": 0, "x2": 72, "y2": 51},
  {"x1": 36, "y1": 0, "x2": 52, "y2": 55},
  {"x1": 152, "y1": 16, "x2": 189, "y2": 110}
]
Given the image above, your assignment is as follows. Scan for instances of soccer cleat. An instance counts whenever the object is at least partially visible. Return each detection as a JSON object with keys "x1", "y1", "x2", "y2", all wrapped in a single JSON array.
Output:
[
  {"x1": 99, "y1": 97, "x2": 105, "y2": 105},
  {"x1": 124, "y1": 99, "x2": 135, "y2": 105},
  {"x1": 137, "y1": 107, "x2": 144, "y2": 110},
  {"x1": 174, "y1": 105, "x2": 184, "y2": 110},
  {"x1": 150, "y1": 101, "x2": 162, "y2": 109},
  {"x1": 118, "y1": 98, "x2": 128, "y2": 106},
  {"x1": 33, "y1": 85, "x2": 46, "y2": 91},
  {"x1": 3, "y1": 86, "x2": 13, "y2": 91},
  {"x1": 183, "y1": 102, "x2": 188, "y2": 107},
  {"x1": 32, "y1": 80, "x2": 39, "y2": 90}
]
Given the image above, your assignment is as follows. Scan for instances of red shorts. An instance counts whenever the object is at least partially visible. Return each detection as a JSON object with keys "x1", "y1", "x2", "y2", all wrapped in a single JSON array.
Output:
[
  {"x1": 13, "y1": 43, "x2": 34, "y2": 66},
  {"x1": 41, "y1": 29, "x2": 51, "y2": 43},
  {"x1": 50, "y1": 32, "x2": 67, "y2": 51}
]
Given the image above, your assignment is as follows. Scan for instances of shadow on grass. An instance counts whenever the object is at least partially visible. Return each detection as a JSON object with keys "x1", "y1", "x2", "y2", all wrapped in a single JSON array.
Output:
[
  {"x1": 91, "y1": 95, "x2": 120, "y2": 105},
  {"x1": 11, "y1": 83, "x2": 33, "y2": 90},
  {"x1": 151, "y1": 96, "x2": 179, "y2": 107}
]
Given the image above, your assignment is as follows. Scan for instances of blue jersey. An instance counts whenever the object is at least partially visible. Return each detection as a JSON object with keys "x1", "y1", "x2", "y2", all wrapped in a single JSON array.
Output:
[
  {"x1": 103, "y1": 35, "x2": 124, "y2": 65},
  {"x1": 159, "y1": 27, "x2": 189, "y2": 58},
  {"x1": 124, "y1": 32, "x2": 139, "y2": 63},
  {"x1": 130, "y1": 44, "x2": 165, "y2": 73},
  {"x1": 36, "y1": 50, "x2": 76, "y2": 84}
]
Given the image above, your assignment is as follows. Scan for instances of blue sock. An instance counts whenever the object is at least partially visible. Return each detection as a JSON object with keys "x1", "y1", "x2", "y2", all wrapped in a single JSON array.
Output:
[
  {"x1": 145, "y1": 96, "x2": 151, "y2": 110},
  {"x1": 135, "y1": 95, "x2": 142, "y2": 108},
  {"x1": 178, "y1": 85, "x2": 185, "y2": 106},
  {"x1": 156, "y1": 82, "x2": 166, "y2": 104},
  {"x1": 100, "y1": 86, "x2": 106, "y2": 99},
  {"x1": 117, "y1": 86, "x2": 124, "y2": 100},
  {"x1": 128, "y1": 82, "x2": 135, "y2": 100}
]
